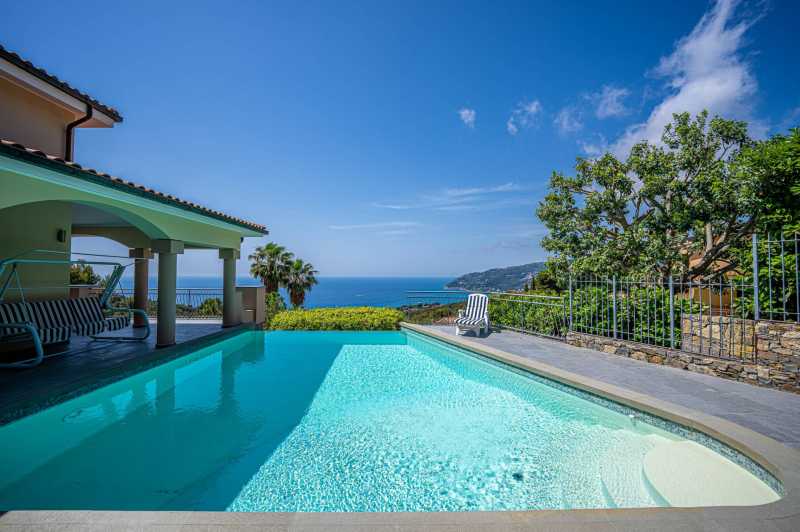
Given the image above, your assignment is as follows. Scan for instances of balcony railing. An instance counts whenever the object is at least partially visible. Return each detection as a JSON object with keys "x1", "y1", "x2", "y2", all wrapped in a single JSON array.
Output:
[{"x1": 105, "y1": 288, "x2": 224, "y2": 319}]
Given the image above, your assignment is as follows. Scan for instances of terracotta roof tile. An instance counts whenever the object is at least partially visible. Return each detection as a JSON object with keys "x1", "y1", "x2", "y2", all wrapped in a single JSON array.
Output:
[
  {"x1": 0, "y1": 45, "x2": 123, "y2": 122},
  {"x1": 0, "y1": 139, "x2": 267, "y2": 234}
]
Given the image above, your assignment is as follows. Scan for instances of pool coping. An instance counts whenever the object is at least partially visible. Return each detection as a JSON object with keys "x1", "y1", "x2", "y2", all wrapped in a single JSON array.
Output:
[{"x1": 0, "y1": 324, "x2": 798, "y2": 531}]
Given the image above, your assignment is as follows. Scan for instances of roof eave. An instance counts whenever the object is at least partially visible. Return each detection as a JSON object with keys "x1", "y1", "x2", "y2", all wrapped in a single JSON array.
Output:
[{"x1": 0, "y1": 141, "x2": 268, "y2": 236}]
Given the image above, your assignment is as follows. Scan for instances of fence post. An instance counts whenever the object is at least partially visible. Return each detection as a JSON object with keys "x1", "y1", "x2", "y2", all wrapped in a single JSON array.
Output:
[
  {"x1": 568, "y1": 276, "x2": 573, "y2": 332},
  {"x1": 752, "y1": 233, "x2": 760, "y2": 320},
  {"x1": 612, "y1": 276, "x2": 617, "y2": 339},
  {"x1": 669, "y1": 276, "x2": 675, "y2": 349}
]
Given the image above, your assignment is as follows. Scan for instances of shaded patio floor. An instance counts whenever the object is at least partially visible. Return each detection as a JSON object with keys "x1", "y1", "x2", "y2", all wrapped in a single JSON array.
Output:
[
  {"x1": 423, "y1": 325, "x2": 800, "y2": 448},
  {"x1": 0, "y1": 320, "x2": 245, "y2": 425}
]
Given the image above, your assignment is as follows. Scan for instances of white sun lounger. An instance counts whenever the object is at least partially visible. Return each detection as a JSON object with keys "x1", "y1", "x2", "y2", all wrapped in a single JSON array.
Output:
[{"x1": 455, "y1": 293, "x2": 490, "y2": 337}]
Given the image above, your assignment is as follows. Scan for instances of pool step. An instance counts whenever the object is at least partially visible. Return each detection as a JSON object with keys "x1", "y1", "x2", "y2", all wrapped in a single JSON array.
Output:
[
  {"x1": 642, "y1": 441, "x2": 780, "y2": 507},
  {"x1": 599, "y1": 433, "x2": 665, "y2": 508}
]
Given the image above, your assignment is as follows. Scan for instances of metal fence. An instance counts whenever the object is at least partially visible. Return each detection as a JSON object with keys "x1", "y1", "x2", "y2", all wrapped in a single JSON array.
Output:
[
  {"x1": 753, "y1": 233, "x2": 799, "y2": 322},
  {"x1": 404, "y1": 233, "x2": 799, "y2": 362},
  {"x1": 568, "y1": 276, "x2": 756, "y2": 361},
  {"x1": 108, "y1": 288, "x2": 224, "y2": 319}
]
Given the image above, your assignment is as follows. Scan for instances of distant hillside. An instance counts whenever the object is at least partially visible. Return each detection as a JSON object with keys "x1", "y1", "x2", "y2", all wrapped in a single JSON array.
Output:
[{"x1": 446, "y1": 262, "x2": 547, "y2": 292}]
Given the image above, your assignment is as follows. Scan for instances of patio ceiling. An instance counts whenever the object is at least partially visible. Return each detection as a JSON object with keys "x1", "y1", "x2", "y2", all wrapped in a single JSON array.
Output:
[{"x1": 0, "y1": 139, "x2": 267, "y2": 250}]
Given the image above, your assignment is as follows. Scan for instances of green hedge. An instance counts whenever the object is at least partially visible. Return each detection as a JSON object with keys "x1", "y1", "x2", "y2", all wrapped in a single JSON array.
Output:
[{"x1": 270, "y1": 306, "x2": 405, "y2": 330}]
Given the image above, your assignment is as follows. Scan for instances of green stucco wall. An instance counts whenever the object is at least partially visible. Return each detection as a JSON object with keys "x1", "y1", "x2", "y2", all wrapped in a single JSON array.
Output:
[{"x1": 0, "y1": 201, "x2": 71, "y2": 301}]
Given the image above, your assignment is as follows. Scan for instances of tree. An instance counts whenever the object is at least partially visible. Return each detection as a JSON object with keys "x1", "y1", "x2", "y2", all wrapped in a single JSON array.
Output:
[
  {"x1": 286, "y1": 259, "x2": 318, "y2": 308},
  {"x1": 264, "y1": 291, "x2": 287, "y2": 327},
  {"x1": 69, "y1": 263, "x2": 101, "y2": 285},
  {"x1": 537, "y1": 111, "x2": 759, "y2": 279},
  {"x1": 197, "y1": 297, "x2": 222, "y2": 316},
  {"x1": 248, "y1": 242, "x2": 293, "y2": 292}
]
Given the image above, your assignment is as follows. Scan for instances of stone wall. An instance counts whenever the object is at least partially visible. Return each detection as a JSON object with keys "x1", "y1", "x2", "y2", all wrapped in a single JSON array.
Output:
[{"x1": 566, "y1": 318, "x2": 800, "y2": 393}]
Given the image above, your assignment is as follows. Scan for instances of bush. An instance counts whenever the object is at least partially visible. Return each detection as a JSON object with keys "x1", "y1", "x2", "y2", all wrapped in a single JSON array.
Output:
[
  {"x1": 264, "y1": 292, "x2": 287, "y2": 328},
  {"x1": 403, "y1": 302, "x2": 465, "y2": 324},
  {"x1": 270, "y1": 306, "x2": 404, "y2": 331}
]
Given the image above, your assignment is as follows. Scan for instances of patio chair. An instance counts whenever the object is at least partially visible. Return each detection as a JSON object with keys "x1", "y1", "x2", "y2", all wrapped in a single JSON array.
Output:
[{"x1": 455, "y1": 293, "x2": 490, "y2": 337}]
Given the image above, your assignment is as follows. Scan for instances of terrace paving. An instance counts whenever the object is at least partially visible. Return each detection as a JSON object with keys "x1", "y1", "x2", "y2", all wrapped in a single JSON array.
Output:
[{"x1": 424, "y1": 325, "x2": 800, "y2": 448}]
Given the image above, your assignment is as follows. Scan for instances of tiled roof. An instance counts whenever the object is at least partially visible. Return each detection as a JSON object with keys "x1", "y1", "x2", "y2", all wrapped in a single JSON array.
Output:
[
  {"x1": 0, "y1": 45, "x2": 123, "y2": 122},
  {"x1": 0, "y1": 139, "x2": 267, "y2": 234}
]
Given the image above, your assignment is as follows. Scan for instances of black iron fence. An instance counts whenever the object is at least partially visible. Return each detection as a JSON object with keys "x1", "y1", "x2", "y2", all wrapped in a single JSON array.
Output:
[
  {"x1": 108, "y1": 288, "x2": 224, "y2": 319},
  {"x1": 405, "y1": 234, "x2": 799, "y2": 362}
]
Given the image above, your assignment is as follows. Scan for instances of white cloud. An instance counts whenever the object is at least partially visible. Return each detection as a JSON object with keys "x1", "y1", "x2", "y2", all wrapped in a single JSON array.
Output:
[
  {"x1": 507, "y1": 100, "x2": 542, "y2": 135},
  {"x1": 613, "y1": 0, "x2": 760, "y2": 157},
  {"x1": 590, "y1": 85, "x2": 631, "y2": 118},
  {"x1": 578, "y1": 135, "x2": 609, "y2": 157},
  {"x1": 442, "y1": 182, "x2": 522, "y2": 197},
  {"x1": 553, "y1": 106, "x2": 583, "y2": 135},
  {"x1": 374, "y1": 182, "x2": 531, "y2": 211},
  {"x1": 458, "y1": 107, "x2": 476, "y2": 128},
  {"x1": 329, "y1": 222, "x2": 421, "y2": 231}
]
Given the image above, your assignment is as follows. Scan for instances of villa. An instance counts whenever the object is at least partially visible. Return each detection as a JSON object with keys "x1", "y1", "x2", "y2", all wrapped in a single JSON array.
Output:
[{"x1": 0, "y1": 44, "x2": 267, "y2": 356}]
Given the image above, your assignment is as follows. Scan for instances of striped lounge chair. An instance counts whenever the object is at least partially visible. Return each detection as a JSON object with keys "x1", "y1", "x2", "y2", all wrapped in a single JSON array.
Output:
[
  {"x1": 0, "y1": 300, "x2": 66, "y2": 368},
  {"x1": 455, "y1": 293, "x2": 490, "y2": 337},
  {"x1": 0, "y1": 296, "x2": 144, "y2": 368}
]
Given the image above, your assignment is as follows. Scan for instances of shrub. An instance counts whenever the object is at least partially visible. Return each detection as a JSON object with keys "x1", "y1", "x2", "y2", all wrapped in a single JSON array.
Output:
[
  {"x1": 264, "y1": 292, "x2": 287, "y2": 328},
  {"x1": 270, "y1": 306, "x2": 404, "y2": 331},
  {"x1": 403, "y1": 302, "x2": 465, "y2": 324}
]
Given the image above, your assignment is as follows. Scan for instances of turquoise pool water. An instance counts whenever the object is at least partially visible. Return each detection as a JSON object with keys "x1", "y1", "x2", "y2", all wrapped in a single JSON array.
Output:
[{"x1": 0, "y1": 330, "x2": 780, "y2": 511}]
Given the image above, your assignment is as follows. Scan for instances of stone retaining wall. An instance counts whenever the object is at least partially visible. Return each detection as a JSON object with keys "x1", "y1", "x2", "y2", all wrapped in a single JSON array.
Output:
[{"x1": 566, "y1": 318, "x2": 800, "y2": 393}]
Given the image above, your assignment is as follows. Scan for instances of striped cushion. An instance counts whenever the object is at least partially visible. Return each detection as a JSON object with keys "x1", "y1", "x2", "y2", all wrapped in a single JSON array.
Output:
[
  {"x1": 67, "y1": 297, "x2": 105, "y2": 324},
  {"x1": 0, "y1": 301, "x2": 34, "y2": 336},
  {"x1": 104, "y1": 315, "x2": 130, "y2": 331},
  {"x1": 29, "y1": 299, "x2": 75, "y2": 330},
  {"x1": 455, "y1": 317, "x2": 485, "y2": 326},
  {"x1": 73, "y1": 320, "x2": 106, "y2": 336},
  {"x1": 463, "y1": 294, "x2": 488, "y2": 321},
  {"x1": 39, "y1": 326, "x2": 71, "y2": 344}
]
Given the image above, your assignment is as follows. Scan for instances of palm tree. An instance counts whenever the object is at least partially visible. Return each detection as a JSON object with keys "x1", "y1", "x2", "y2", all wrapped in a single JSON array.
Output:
[
  {"x1": 286, "y1": 259, "x2": 318, "y2": 308},
  {"x1": 248, "y1": 243, "x2": 294, "y2": 292}
]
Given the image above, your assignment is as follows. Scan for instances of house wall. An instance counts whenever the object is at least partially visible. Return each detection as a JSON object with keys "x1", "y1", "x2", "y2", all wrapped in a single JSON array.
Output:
[
  {"x1": 0, "y1": 202, "x2": 71, "y2": 301},
  {"x1": 0, "y1": 79, "x2": 74, "y2": 158}
]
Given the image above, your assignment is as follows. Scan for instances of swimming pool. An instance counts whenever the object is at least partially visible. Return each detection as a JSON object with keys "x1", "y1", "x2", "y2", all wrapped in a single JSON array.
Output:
[{"x1": 0, "y1": 330, "x2": 782, "y2": 511}]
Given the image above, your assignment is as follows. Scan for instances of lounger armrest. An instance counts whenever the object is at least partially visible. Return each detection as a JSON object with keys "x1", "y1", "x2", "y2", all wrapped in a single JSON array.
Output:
[
  {"x1": 0, "y1": 321, "x2": 36, "y2": 333},
  {"x1": 0, "y1": 322, "x2": 44, "y2": 367},
  {"x1": 457, "y1": 309, "x2": 465, "y2": 318},
  {"x1": 103, "y1": 307, "x2": 150, "y2": 341}
]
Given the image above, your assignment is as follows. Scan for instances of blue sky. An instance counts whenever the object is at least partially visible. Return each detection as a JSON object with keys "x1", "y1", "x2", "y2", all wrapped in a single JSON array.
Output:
[{"x1": 2, "y1": 0, "x2": 798, "y2": 277}]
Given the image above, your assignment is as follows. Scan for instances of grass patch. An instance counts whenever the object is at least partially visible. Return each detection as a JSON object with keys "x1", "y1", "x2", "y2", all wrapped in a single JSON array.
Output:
[{"x1": 270, "y1": 306, "x2": 405, "y2": 330}]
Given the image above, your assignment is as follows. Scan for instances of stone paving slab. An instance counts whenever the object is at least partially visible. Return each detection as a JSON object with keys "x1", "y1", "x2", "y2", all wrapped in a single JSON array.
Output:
[{"x1": 424, "y1": 326, "x2": 800, "y2": 448}]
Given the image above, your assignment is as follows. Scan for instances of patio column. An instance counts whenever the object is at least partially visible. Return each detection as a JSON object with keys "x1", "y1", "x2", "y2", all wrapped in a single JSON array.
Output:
[
  {"x1": 128, "y1": 247, "x2": 153, "y2": 328},
  {"x1": 219, "y1": 248, "x2": 241, "y2": 327},
  {"x1": 152, "y1": 239, "x2": 184, "y2": 347}
]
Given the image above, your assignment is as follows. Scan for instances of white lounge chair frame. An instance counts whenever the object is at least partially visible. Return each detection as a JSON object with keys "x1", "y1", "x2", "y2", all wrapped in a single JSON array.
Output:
[{"x1": 456, "y1": 293, "x2": 490, "y2": 337}]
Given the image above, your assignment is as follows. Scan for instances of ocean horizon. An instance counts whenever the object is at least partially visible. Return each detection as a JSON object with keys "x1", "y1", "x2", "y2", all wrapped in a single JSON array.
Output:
[{"x1": 116, "y1": 276, "x2": 460, "y2": 308}]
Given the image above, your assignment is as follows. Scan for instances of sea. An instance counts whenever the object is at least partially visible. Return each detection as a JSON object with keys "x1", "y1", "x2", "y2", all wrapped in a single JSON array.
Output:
[{"x1": 119, "y1": 276, "x2": 463, "y2": 308}]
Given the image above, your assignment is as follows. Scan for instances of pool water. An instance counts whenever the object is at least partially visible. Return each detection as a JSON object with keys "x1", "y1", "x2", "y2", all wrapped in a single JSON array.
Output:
[{"x1": 0, "y1": 330, "x2": 781, "y2": 511}]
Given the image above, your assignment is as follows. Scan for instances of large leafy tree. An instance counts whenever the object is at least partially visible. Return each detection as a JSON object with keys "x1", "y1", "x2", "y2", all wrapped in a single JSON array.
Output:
[
  {"x1": 286, "y1": 259, "x2": 318, "y2": 308},
  {"x1": 248, "y1": 242, "x2": 294, "y2": 292},
  {"x1": 69, "y1": 263, "x2": 101, "y2": 285},
  {"x1": 537, "y1": 111, "x2": 760, "y2": 279}
]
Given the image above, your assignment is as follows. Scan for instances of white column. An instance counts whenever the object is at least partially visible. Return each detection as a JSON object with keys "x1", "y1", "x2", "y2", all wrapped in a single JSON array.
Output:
[
  {"x1": 152, "y1": 239, "x2": 184, "y2": 347},
  {"x1": 219, "y1": 248, "x2": 241, "y2": 328}
]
